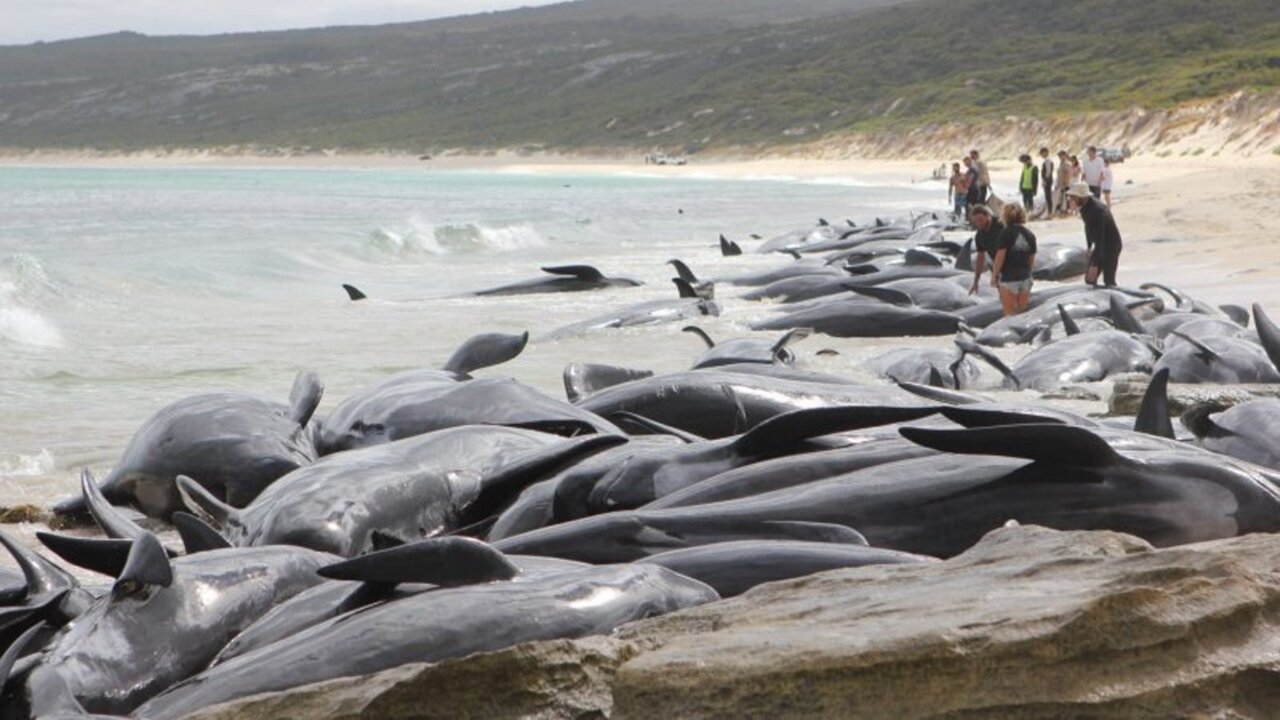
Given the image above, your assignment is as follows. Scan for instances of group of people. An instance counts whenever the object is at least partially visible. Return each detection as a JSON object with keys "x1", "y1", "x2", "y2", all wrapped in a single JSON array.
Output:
[
  {"x1": 953, "y1": 146, "x2": 1125, "y2": 317},
  {"x1": 949, "y1": 146, "x2": 1115, "y2": 220}
]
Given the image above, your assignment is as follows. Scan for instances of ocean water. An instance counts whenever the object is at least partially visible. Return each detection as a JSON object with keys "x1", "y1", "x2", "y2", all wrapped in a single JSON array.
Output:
[{"x1": 0, "y1": 165, "x2": 951, "y2": 509}]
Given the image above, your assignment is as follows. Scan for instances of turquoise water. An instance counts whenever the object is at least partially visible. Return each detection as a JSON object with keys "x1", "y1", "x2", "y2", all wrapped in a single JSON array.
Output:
[{"x1": 0, "y1": 165, "x2": 944, "y2": 505}]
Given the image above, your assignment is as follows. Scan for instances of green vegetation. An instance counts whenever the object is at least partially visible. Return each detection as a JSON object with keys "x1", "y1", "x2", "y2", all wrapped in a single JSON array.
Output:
[{"x1": 0, "y1": 0, "x2": 1275, "y2": 151}]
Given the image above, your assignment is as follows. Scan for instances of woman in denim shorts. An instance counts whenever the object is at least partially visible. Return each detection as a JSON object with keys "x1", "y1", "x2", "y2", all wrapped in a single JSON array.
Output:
[{"x1": 990, "y1": 203, "x2": 1037, "y2": 316}]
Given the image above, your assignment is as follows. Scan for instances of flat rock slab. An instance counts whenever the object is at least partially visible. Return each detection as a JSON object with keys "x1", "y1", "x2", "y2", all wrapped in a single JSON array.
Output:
[
  {"x1": 188, "y1": 526, "x2": 1280, "y2": 719},
  {"x1": 1109, "y1": 377, "x2": 1280, "y2": 416}
]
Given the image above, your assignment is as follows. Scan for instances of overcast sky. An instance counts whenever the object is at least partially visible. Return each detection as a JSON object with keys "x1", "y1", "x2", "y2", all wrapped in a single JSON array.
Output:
[{"x1": 1, "y1": 0, "x2": 569, "y2": 46}]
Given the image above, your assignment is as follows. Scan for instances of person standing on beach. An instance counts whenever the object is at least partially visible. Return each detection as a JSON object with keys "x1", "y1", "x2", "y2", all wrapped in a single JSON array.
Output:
[
  {"x1": 1055, "y1": 150, "x2": 1072, "y2": 217},
  {"x1": 1039, "y1": 147, "x2": 1055, "y2": 216},
  {"x1": 967, "y1": 204, "x2": 1004, "y2": 295},
  {"x1": 990, "y1": 203, "x2": 1037, "y2": 316},
  {"x1": 963, "y1": 156, "x2": 981, "y2": 217},
  {"x1": 969, "y1": 150, "x2": 990, "y2": 202},
  {"x1": 1100, "y1": 158, "x2": 1114, "y2": 207},
  {"x1": 949, "y1": 162, "x2": 969, "y2": 217},
  {"x1": 1080, "y1": 146, "x2": 1105, "y2": 199},
  {"x1": 1065, "y1": 182, "x2": 1123, "y2": 287},
  {"x1": 1018, "y1": 154, "x2": 1039, "y2": 213}
]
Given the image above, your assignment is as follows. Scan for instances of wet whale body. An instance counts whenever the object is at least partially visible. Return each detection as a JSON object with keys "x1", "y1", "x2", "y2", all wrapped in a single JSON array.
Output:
[
  {"x1": 12, "y1": 534, "x2": 334, "y2": 716},
  {"x1": 52, "y1": 370, "x2": 324, "y2": 522},
  {"x1": 469, "y1": 264, "x2": 642, "y2": 295},
  {"x1": 495, "y1": 422, "x2": 1280, "y2": 563},
  {"x1": 134, "y1": 555, "x2": 716, "y2": 719},
  {"x1": 541, "y1": 279, "x2": 720, "y2": 340},
  {"x1": 180, "y1": 426, "x2": 625, "y2": 556}
]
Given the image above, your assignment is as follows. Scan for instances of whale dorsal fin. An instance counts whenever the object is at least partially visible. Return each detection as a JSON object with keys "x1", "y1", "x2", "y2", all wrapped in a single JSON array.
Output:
[
  {"x1": 1109, "y1": 294, "x2": 1147, "y2": 335},
  {"x1": 719, "y1": 235, "x2": 742, "y2": 257},
  {"x1": 177, "y1": 475, "x2": 241, "y2": 531},
  {"x1": 342, "y1": 283, "x2": 367, "y2": 301},
  {"x1": 1170, "y1": 331, "x2": 1218, "y2": 363},
  {"x1": 542, "y1": 265, "x2": 605, "y2": 281},
  {"x1": 900, "y1": 423, "x2": 1122, "y2": 468},
  {"x1": 1181, "y1": 403, "x2": 1229, "y2": 440},
  {"x1": 1134, "y1": 368, "x2": 1175, "y2": 439},
  {"x1": 1220, "y1": 304, "x2": 1250, "y2": 328},
  {"x1": 80, "y1": 468, "x2": 145, "y2": 541},
  {"x1": 112, "y1": 532, "x2": 172, "y2": 600},
  {"x1": 681, "y1": 325, "x2": 716, "y2": 349},
  {"x1": 173, "y1": 512, "x2": 233, "y2": 554},
  {"x1": 1057, "y1": 304, "x2": 1081, "y2": 336},
  {"x1": 318, "y1": 537, "x2": 518, "y2": 588},
  {"x1": 673, "y1": 277, "x2": 700, "y2": 299},
  {"x1": 1253, "y1": 304, "x2": 1280, "y2": 377},
  {"x1": 666, "y1": 259, "x2": 699, "y2": 284},
  {"x1": 563, "y1": 363, "x2": 653, "y2": 403},
  {"x1": 0, "y1": 529, "x2": 79, "y2": 597},
  {"x1": 927, "y1": 365, "x2": 946, "y2": 388}
]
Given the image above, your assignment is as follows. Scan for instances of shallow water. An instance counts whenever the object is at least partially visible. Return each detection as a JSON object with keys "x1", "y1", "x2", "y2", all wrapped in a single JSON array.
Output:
[{"x1": 2, "y1": 165, "x2": 993, "y2": 509}]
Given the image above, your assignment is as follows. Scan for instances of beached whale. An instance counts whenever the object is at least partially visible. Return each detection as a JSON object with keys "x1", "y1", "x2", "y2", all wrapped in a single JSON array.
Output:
[
  {"x1": 51, "y1": 371, "x2": 324, "y2": 522},
  {"x1": 573, "y1": 368, "x2": 931, "y2": 439},
  {"x1": 496, "y1": 422, "x2": 1280, "y2": 563},
  {"x1": 682, "y1": 326, "x2": 809, "y2": 369},
  {"x1": 134, "y1": 559, "x2": 716, "y2": 719},
  {"x1": 642, "y1": 540, "x2": 936, "y2": 598},
  {"x1": 750, "y1": 298, "x2": 961, "y2": 338},
  {"x1": 13, "y1": 534, "x2": 333, "y2": 716},
  {"x1": 540, "y1": 279, "x2": 719, "y2": 340},
  {"x1": 180, "y1": 426, "x2": 625, "y2": 556},
  {"x1": 469, "y1": 264, "x2": 642, "y2": 295}
]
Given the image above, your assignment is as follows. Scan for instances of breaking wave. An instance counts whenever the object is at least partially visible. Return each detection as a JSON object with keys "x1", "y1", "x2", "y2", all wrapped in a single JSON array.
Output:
[{"x1": 367, "y1": 219, "x2": 547, "y2": 258}]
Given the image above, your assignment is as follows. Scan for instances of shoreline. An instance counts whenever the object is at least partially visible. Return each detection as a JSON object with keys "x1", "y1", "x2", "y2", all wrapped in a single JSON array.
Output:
[{"x1": 5, "y1": 148, "x2": 1276, "y2": 307}]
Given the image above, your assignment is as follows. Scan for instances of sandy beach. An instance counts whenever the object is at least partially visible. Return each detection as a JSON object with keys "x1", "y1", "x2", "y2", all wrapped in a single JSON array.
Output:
[{"x1": 6, "y1": 146, "x2": 1277, "y2": 308}]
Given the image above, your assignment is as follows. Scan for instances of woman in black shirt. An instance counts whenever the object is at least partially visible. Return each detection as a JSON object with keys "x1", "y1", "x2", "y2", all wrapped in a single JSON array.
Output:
[{"x1": 990, "y1": 203, "x2": 1037, "y2": 316}]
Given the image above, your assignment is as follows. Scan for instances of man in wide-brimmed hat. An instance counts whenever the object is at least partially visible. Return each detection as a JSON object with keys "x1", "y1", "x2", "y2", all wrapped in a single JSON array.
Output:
[{"x1": 1065, "y1": 182, "x2": 1123, "y2": 287}]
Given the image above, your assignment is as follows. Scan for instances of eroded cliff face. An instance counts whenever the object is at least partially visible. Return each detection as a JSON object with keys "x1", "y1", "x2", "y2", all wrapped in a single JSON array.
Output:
[
  {"x1": 795, "y1": 91, "x2": 1280, "y2": 160},
  {"x1": 188, "y1": 524, "x2": 1280, "y2": 719}
]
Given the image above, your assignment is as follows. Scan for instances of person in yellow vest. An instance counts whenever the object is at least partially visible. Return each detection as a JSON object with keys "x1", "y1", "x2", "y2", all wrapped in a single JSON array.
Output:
[{"x1": 1018, "y1": 154, "x2": 1039, "y2": 213}]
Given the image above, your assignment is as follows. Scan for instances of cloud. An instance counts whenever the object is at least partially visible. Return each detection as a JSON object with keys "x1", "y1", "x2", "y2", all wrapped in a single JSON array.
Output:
[{"x1": 0, "y1": 0, "x2": 566, "y2": 45}]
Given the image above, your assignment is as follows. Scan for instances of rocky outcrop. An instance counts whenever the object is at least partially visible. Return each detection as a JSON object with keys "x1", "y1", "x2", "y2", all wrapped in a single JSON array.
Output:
[
  {"x1": 1109, "y1": 375, "x2": 1280, "y2": 416},
  {"x1": 186, "y1": 525, "x2": 1280, "y2": 719}
]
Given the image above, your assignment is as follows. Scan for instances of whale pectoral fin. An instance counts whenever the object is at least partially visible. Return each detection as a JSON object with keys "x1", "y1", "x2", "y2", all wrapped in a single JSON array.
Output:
[
  {"x1": 954, "y1": 335, "x2": 1020, "y2": 388},
  {"x1": 341, "y1": 283, "x2": 367, "y2": 301},
  {"x1": 317, "y1": 536, "x2": 518, "y2": 588},
  {"x1": 1134, "y1": 369, "x2": 1175, "y2": 439},
  {"x1": 1253, "y1": 304, "x2": 1280, "y2": 377},
  {"x1": 542, "y1": 264, "x2": 604, "y2": 281},
  {"x1": 288, "y1": 369, "x2": 325, "y2": 427},
  {"x1": 441, "y1": 330, "x2": 530, "y2": 375},
  {"x1": 895, "y1": 381, "x2": 984, "y2": 406},
  {"x1": 112, "y1": 532, "x2": 173, "y2": 600},
  {"x1": 762, "y1": 521, "x2": 868, "y2": 546},
  {"x1": 172, "y1": 512, "x2": 232, "y2": 554},
  {"x1": 733, "y1": 405, "x2": 941, "y2": 457},
  {"x1": 900, "y1": 423, "x2": 1123, "y2": 468},
  {"x1": 927, "y1": 365, "x2": 946, "y2": 388},
  {"x1": 36, "y1": 533, "x2": 133, "y2": 577}
]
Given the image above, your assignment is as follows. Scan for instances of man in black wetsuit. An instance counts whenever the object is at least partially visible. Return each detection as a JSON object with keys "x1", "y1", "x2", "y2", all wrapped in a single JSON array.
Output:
[
  {"x1": 1065, "y1": 182, "x2": 1123, "y2": 286},
  {"x1": 967, "y1": 204, "x2": 1005, "y2": 295}
]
